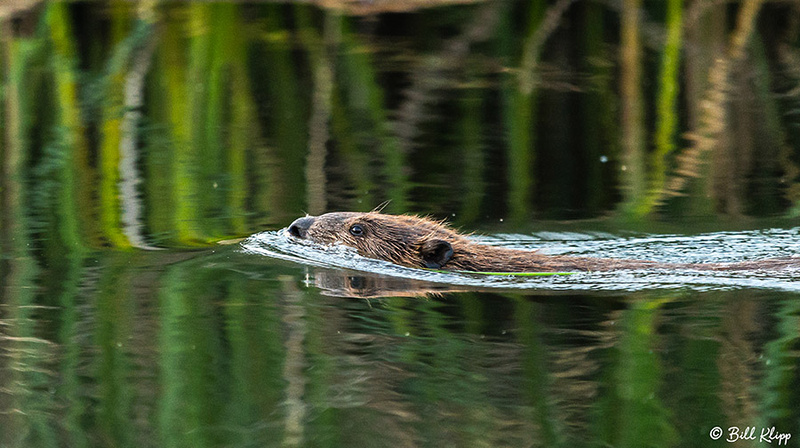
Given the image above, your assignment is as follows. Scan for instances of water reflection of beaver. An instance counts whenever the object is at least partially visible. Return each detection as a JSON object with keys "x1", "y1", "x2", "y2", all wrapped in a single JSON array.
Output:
[
  {"x1": 287, "y1": 212, "x2": 797, "y2": 272},
  {"x1": 312, "y1": 268, "x2": 466, "y2": 298}
]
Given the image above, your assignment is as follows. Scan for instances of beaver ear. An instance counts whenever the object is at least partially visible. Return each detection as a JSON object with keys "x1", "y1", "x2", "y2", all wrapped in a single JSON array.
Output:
[{"x1": 420, "y1": 239, "x2": 453, "y2": 269}]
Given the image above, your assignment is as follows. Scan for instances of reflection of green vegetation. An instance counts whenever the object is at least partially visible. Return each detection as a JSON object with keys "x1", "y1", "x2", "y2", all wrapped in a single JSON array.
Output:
[
  {"x1": 636, "y1": 0, "x2": 682, "y2": 217},
  {"x1": 45, "y1": 3, "x2": 92, "y2": 249},
  {"x1": 596, "y1": 297, "x2": 677, "y2": 448},
  {"x1": 157, "y1": 13, "x2": 195, "y2": 242},
  {"x1": 514, "y1": 298, "x2": 563, "y2": 446},
  {"x1": 1, "y1": 239, "x2": 799, "y2": 447},
  {"x1": 95, "y1": 253, "x2": 136, "y2": 445},
  {"x1": 159, "y1": 262, "x2": 225, "y2": 447},
  {"x1": 55, "y1": 253, "x2": 91, "y2": 448},
  {"x1": 98, "y1": 4, "x2": 134, "y2": 248},
  {"x1": 663, "y1": 299, "x2": 723, "y2": 443},
  {"x1": 3, "y1": 1, "x2": 800, "y2": 248},
  {"x1": 2, "y1": 23, "x2": 53, "y2": 447},
  {"x1": 761, "y1": 296, "x2": 800, "y2": 430},
  {"x1": 500, "y1": 3, "x2": 543, "y2": 224},
  {"x1": 618, "y1": 299, "x2": 676, "y2": 447},
  {"x1": 224, "y1": 279, "x2": 285, "y2": 442}
]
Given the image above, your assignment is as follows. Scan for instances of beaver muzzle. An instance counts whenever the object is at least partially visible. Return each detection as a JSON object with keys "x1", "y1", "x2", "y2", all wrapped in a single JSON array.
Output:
[{"x1": 288, "y1": 216, "x2": 315, "y2": 239}]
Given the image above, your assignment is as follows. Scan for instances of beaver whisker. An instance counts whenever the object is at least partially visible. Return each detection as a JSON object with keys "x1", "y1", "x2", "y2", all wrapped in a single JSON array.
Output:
[{"x1": 371, "y1": 200, "x2": 392, "y2": 213}]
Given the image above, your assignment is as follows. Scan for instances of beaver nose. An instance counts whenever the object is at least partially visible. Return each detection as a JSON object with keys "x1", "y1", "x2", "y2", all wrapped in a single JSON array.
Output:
[{"x1": 288, "y1": 216, "x2": 315, "y2": 238}]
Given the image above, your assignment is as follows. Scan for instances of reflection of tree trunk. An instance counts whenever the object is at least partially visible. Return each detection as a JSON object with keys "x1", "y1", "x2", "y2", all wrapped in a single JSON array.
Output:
[
  {"x1": 120, "y1": 22, "x2": 158, "y2": 249},
  {"x1": 681, "y1": 1, "x2": 725, "y2": 216},
  {"x1": 664, "y1": 0, "x2": 764, "y2": 208},
  {"x1": 619, "y1": 0, "x2": 645, "y2": 214},
  {"x1": 717, "y1": 63, "x2": 754, "y2": 216},
  {"x1": 717, "y1": 299, "x2": 759, "y2": 428}
]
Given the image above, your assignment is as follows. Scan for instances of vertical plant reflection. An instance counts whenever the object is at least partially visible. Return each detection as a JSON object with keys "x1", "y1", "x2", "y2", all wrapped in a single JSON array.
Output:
[{"x1": 2, "y1": 1, "x2": 799, "y2": 245}]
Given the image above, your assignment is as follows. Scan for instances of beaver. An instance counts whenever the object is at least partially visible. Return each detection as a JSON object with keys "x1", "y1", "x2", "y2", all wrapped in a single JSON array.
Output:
[{"x1": 287, "y1": 212, "x2": 798, "y2": 272}]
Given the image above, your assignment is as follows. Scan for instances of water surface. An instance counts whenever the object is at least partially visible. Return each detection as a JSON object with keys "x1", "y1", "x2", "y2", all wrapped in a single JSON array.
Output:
[{"x1": 3, "y1": 2, "x2": 800, "y2": 447}]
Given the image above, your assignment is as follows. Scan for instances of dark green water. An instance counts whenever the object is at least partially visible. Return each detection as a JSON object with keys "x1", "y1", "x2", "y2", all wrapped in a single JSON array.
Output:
[
  {"x1": 4, "y1": 242, "x2": 800, "y2": 447},
  {"x1": 2, "y1": 2, "x2": 800, "y2": 447}
]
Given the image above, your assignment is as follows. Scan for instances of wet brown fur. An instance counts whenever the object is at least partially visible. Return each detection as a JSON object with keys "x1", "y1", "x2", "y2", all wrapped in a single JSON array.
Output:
[{"x1": 288, "y1": 212, "x2": 798, "y2": 272}]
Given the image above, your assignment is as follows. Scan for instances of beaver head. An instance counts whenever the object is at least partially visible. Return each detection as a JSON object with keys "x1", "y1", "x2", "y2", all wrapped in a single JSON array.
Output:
[{"x1": 287, "y1": 212, "x2": 464, "y2": 269}]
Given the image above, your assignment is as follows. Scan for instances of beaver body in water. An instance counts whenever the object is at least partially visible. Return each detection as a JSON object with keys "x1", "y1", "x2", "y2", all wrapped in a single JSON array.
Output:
[{"x1": 287, "y1": 212, "x2": 797, "y2": 272}]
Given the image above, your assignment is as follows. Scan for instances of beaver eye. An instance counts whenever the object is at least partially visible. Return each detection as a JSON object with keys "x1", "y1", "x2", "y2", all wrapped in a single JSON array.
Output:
[{"x1": 349, "y1": 224, "x2": 364, "y2": 236}]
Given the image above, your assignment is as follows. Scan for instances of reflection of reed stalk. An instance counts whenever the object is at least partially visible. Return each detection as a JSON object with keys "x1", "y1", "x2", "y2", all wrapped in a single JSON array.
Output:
[
  {"x1": 663, "y1": 0, "x2": 764, "y2": 200},
  {"x1": 506, "y1": 0, "x2": 574, "y2": 223},
  {"x1": 619, "y1": 0, "x2": 646, "y2": 214},
  {"x1": 280, "y1": 276, "x2": 308, "y2": 448},
  {"x1": 637, "y1": 0, "x2": 682, "y2": 217}
]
